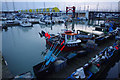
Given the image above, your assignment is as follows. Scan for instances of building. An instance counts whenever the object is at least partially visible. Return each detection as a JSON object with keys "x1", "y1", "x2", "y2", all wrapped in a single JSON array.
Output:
[
  {"x1": 18, "y1": 7, "x2": 60, "y2": 14},
  {"x1": 118, "y1": 1, "x2": 120, "y2": 12}
]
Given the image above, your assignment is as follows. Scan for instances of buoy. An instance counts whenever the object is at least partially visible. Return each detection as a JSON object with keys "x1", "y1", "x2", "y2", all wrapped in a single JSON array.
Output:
[
  {"x1": 115, "y1": 45, "x2": 119, "y2": 50},
  {"x1": 97, "y1": 64, "x2": 100, "y2": 67}
]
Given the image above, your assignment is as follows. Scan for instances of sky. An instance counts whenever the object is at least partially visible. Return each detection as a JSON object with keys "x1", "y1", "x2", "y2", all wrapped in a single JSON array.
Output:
[
  {"x1": 1, "y1": 0, "x2": 120, "y2": 2},
  {"x1": 1, "y1": 1, "x2": 120, "y2": 11}
]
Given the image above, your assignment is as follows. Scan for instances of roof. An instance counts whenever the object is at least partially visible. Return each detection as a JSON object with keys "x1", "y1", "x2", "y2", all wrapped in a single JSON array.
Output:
[{"x1": 62, "y1": 33, "x2": 77, "y2": 36}]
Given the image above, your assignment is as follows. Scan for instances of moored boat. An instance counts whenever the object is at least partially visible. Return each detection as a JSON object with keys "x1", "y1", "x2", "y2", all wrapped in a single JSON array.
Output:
[
  {"x1": 28, "y1": 18, "x2": 40, "y2": 24},
  {"x1": 20, "y1": 19, "x2": 32, "y2": 27},
  {"x1": 41, "y1": 30, "x2": 82, "y2": 52},
  {"x1": 66, "y1": 39, "x2": 120, "y2": 80},
  {"x1": 3, "y1": 20, "x2": 20, "y2": 26},
  {"x1": 33, "y1": 56, "x2": 67, "y2": 79}
]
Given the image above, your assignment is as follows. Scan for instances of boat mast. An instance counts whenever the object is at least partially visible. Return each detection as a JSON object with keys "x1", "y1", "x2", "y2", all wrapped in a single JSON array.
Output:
[
  {"x1": 12, "y1": 0, "x2": 15, "y2": 12},
  {"x1": 44, "y1": 2, "x2": 45, "y2": 10},
  {"x1": 26, "y1": 0, "x2": 28, "y2": 13},
  {"x1": 5, "y1": 0, "x2": 9, "y2": 11},
  {"x1": 111, "y1": 3, "x2": 112, "y2": 12},
  {"x1": 32, "y1": 0, "x2": 35, "y2": 13},
  {"x1": 96, "y1": 2, "x2": 99, "y2": 11},
  {"x1": 84, "y1": 3, "x2": 85, "y2": 11}
]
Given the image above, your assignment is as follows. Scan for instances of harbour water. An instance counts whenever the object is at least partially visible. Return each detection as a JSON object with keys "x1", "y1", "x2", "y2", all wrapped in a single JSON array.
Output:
[
  {"x1": 2, "y1": 20, "x2": 120, "y2": 79},
  {"x1": 2, "y1": 23, "x2": 65, "y2": 75},
  {"x1": 2, "y1": 21, "x2": 92, "y2": 76}
]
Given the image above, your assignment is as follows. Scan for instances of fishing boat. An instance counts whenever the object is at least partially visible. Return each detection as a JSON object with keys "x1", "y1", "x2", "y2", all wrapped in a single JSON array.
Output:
[
  {"x1": 33, "y1": 56, "x2": 67, "y2": 79},
  {"x1": 66, "y1": 39, "x2": 120, "y2": 80},
  {"x1": 20, "y1": 19, "x2": 32, "y2": 27},
  {"x1": 40, "y1": 30, "x2": 82, "y2": 52},
  {"x1": 39, "y1": 28, "x2": 98, "y2": 52},
  {"x1": 66, "y1": 63, "x2": 99, "y2": 80},
  {"x1": 94, "y1": 26, "x2": 119, "y2": 43},
  {"x1": 76, "y1": 30, "x2": 95, "y2": 42},
  {"x1": 34, "y1": 36, "x2": 68, "y2": 79}
]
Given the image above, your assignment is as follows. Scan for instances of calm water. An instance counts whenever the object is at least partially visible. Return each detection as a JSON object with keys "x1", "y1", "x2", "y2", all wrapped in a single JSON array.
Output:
[
  {"x1": 2, "y1": 23, "x2": 67, "y2": 75},
  {"x1": 2, "y1": 20, "x2": 119, "y2": 78},
  {"x1": 3, "y1": 21, "x2": 94, "y2": 75}
]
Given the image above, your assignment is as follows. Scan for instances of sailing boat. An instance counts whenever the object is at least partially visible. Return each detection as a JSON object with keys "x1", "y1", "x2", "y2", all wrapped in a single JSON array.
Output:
[
  {"x1": 3, "y1": 1, "x2": 20, "y2": 26},
  {"x1": 26, "y1": 2, "x2": 39, "y2": 24}
]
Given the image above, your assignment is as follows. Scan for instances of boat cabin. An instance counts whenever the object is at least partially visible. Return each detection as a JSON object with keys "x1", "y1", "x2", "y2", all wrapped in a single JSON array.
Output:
[{"x1": 62, "y1": 31, "x2": 81, "y2": 44}]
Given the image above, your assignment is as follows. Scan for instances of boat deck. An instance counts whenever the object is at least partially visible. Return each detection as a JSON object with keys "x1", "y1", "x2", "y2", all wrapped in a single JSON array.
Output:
[{"x1": 39, "y1": 37, "x2": 116, "y2": 79}]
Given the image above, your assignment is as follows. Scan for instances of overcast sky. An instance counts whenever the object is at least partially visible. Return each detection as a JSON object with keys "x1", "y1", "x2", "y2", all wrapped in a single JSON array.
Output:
[
  {"x1": 2, "y1": 1, "x2": 119, "y2": 11},
  {"x1": 1, "y1": 0, "x2": 120, "y2": 2}
]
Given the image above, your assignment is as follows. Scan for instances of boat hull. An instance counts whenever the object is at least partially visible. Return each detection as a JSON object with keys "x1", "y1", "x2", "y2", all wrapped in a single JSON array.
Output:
[
  {"x1": 33, "y1": 61, "x2": 53, "y2": 79},
  {"x1": 46, "y1": 39, "x2": 82, "y2": 52}
]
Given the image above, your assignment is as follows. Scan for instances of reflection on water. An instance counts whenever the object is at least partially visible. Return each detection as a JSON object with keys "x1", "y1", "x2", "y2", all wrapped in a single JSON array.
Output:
[{"x1": 2, "y1": 20, "x2": 107, "y2": 76}]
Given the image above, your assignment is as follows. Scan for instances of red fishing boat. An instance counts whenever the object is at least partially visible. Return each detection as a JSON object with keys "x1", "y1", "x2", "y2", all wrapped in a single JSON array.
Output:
[{"x1": 40, "y1": 30, "x2": 82, "y2": 52}]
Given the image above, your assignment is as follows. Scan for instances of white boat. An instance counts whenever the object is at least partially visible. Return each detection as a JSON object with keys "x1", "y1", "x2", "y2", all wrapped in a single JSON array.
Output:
[
  {"x1": 53, "y1": 17, "x2": 65, "y2": 23},
  {"x1": 44, "y1": 20, "x2": 52, "y2": 24},
  {"x1": 4, "y1": 20, "x2": 20, "y2": 26},
  {"x1": 39, "y1": 20, "x2": 46, "y2": 25},
  {"x1": 1, "y1": 17, "x2": 7, "y2": 21},
  {"x1": 28, "y1": 18, "x2": 40, "y2": 24},
  {"x1": 20, "y1": 19, "x2": 32, "y2": 27}
]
